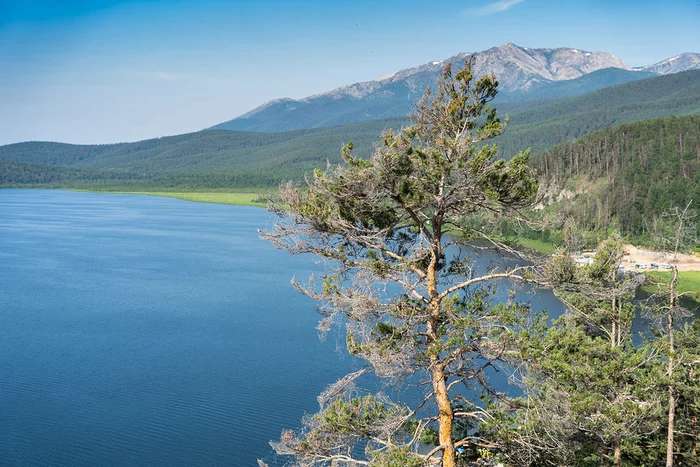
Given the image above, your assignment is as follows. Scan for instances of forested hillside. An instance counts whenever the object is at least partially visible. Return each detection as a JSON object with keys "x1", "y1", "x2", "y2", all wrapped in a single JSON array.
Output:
[
  {"x1": 532, "y1": 115, "x2": 700, "y2": 239},
  {"x1": 0, "y1": 162, "x2": 131, "y2": 186},
  {"x1": 0, "y1": 119, "x2": 404, "y2": 189},
  {"x1": 493, "y1": 69, "x2": 700, "y2": 156},
  {"x1": 1, "y1": 71, "x2": 698, "y2": 195},
  {"x1": 497, "y1": 67, "x2": 657, "y2": 101}
]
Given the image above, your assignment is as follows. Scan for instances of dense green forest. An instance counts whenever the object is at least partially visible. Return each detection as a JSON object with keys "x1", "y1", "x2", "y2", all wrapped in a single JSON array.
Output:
[
  {"x1": 0, "y1": 120, "x2": 392, "y2": 173},
  {"x1": 531, "y1": 115, "x2": 700, "y2": 240},
  {"x1": 493, "y1": 69, "x2": 700, "y2": 157},
  {"x1": 0, "y1": 161, "x2": 283, "y2": 191},
  {"x1": 0, "y1": 119, "x2": 402, "y2": 189}
]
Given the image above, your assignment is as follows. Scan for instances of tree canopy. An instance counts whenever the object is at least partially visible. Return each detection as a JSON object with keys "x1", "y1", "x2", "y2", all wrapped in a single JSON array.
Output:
[{"x1": 262, "y1": 60, "x2": 539, "y2": 467}]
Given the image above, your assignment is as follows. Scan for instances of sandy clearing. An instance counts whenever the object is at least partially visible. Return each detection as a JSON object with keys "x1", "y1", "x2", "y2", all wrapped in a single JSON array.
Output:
[{"x1": 622, "y1": 245, "x2": 700, "y2": 272}]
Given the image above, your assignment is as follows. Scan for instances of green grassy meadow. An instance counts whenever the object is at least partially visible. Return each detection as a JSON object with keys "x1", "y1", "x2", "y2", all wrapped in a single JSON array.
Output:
[
  {"x1": 490, "y1": 234, "x2": 557, "y2": 255},
  {"x1": 512, "y1": 237, "x2": 556, "y2": 255},
  {"x1": 643, "y1": 271, "x2": 700, "y2": 305},
  {"x1": 114, "y1": 191, "x2": 267, "y2": 207}
]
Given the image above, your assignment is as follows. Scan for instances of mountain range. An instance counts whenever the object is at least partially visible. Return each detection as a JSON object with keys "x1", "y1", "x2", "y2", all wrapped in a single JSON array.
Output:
[
  {"x1": 2, "y1": 69, "x2": 699, "y2": 190},
  {"x1": 2, "y1": 43, "x2": 700, "y2": 193},
  {"x1": 211, "y1": 43, "x2": 700, "y2": 133},
  {"x1": 2, "y1": 42, "x2": 698, "y2": 248}
]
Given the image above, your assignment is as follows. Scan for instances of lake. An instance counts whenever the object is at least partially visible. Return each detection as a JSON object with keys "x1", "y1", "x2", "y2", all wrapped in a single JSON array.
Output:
[
  {"x1": 0, "y1": 190, "x2": 362, "y2": 466},
  {"x1": 0, "y1": 189, "x2": 563, "y2": 466}
]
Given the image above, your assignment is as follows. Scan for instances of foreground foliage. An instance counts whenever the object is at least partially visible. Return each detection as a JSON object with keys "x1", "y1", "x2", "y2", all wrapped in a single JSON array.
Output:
[
  {"x1": 259, "y1": 62, "x2": 699, "y2": 466},
  {"x1": 487, "y1": 232, "x2": 699, "y2": 466}
]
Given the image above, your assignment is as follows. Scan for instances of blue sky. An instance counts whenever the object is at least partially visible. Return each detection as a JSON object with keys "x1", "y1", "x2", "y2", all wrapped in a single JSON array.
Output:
[{"x1": 1, "y1": 0, "x2": 698, "y2": 145}]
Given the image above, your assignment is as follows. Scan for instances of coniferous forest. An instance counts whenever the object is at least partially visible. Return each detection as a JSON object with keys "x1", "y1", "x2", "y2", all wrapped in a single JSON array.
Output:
[{"x1": 532, "y1": 116, "x2": 700, "y2": 240}]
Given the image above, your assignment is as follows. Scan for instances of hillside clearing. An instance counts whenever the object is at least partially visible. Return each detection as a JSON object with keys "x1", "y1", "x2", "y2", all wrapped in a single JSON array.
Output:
[{"x1": 624, "y1": 245, "x2": 700, "y2": 272}]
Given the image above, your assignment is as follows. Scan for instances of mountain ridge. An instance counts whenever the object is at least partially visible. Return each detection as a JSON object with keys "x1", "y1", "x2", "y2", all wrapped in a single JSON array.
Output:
[
  {"x1": 637, "y1": 52, "x2": 700, "y2": 75},
  {"x1": 3, "y1": 70, "x2": 699, "y2": 191},
  {"x1": 211, "y1": 43, "x2": 700, "y2": 133}
]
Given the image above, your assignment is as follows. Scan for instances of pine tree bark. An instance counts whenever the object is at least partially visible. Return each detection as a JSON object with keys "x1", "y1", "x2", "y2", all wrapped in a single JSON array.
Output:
[
  {"x1": 666, "y1": 267, "x2": 678, "y2": 467},
  {"x1": 692, "y1": 361, "x2": 697, "y2": 458},
  {"x1": 617, "y1": 300, "x2": 622, "y2": 347},
  {"x1": 611, "y1": 296, "x2": 617, "y2": 348},
  {"x1": 614, "y1": 438, "x2": 622, "y2": 467},
  {"x1": 426, "y1": 234, "x2": 456, "y2": 467},
  {"x1": 432, "y1": 360, "x2": 455, "y2": 467},
  {"x1": 611, "y1": 297, "x2": 621, "y2": 466}
]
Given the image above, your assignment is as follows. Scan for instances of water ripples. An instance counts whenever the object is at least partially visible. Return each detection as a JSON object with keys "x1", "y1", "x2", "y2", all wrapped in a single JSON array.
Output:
[{"x1": 0, "y1": 190, "x2": 353, "y2": 466}]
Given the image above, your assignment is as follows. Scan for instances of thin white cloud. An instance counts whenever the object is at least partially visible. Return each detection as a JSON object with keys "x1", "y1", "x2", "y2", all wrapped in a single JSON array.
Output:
[
  {"x1": 465, "y1": 0, "x2": 525, "y2": 17},
  {"x1": 122, "y1": 69, "x2": 179, "y2": 81},
  {"x1": 150, "y1": 71, "x2": 178, "y2": 81}
]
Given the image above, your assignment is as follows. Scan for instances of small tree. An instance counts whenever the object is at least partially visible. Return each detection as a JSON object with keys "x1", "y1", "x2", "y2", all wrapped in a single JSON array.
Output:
[
  {"x1": 489, "y1": 237, "x2": 661, "y2": 467},
  {"x1": 673, "y1": 320, "x2": 700, "y2": 462},
  {"x1": 578, "y1": 235, "x2": 641, "y2": 348},
  {"x1": 648, "y1": 200, "x2": 697, "y2": 467},
  {"x1": 262, "y1": 60, "x2": 538, "y2": 466}
]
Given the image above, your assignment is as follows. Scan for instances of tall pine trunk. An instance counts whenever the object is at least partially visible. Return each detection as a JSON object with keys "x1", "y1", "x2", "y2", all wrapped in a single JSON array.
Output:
[
  {"x1": 427, "y1": 238, "x2": 455, "y2": 467},
  {"x1": 614, "y1": 438, "x2": 622, "y2": 467},
  {"x1": 692, "y1": 362, "x2": 697, "y2": 458},
  {"x1": 611, "y1": 297, "x2": 621, "y2": 467},
  {"x1": 431, "y1": 360, "x2": 455, "y2": 467},
  {"x1": 666, "y1": 267, "x2": 678, "y2": 467}
]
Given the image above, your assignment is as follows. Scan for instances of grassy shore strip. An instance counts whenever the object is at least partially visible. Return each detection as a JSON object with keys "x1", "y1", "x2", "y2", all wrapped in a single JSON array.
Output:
[
  {"x1": 494, "y1": 235, "x2": 556, "y2": 255},
  {"x1": 90, "y1": 191, "x2": 268, "y2": 207},
  {"x1": 642, "y1": 271, "x2": 700, "y2": 304},
  {"x1": 135, "y1": 192, "x2": 267, "y2": 207},
  {"x1": 512, "y1": 237, "x2": 557, "y2": 255}
]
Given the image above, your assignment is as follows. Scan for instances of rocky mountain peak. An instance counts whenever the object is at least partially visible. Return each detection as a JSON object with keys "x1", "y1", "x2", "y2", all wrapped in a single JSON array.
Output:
[
  {"x1": 469, "y1": 43, "x2": 631, "y2": 90},
  {"x1": 639, "y1": 53, "x2": 700, "y2": 75},
  {"x1": 336, "y1": 43, "x2": 632, "y2": 95},
  {"x1": 212, "y1": 44, "x2": 700, "y2": 132}
]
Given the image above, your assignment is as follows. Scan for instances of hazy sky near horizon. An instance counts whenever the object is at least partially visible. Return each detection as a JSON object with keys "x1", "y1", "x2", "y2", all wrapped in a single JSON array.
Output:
[{"x1": 1, "y1": 0, "x2": 698, "y2": 145}]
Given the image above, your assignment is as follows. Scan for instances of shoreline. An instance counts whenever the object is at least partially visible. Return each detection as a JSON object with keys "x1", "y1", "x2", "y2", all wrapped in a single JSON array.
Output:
[
  {"x1": 70, "y1": 189, "x2": 269, "y2": 208},
  {"x1": 5, "y1": 189, "x2": 698, "y2": 272}
]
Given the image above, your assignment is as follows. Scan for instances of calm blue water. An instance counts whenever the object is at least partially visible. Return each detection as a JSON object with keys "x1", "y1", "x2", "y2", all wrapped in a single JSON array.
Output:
[
  {"x1": 0, "y1": 189, "x2": 566, "y2": 466},
  {"x1": 0, "y1": 190, "x2": 357, "y2": 466}
]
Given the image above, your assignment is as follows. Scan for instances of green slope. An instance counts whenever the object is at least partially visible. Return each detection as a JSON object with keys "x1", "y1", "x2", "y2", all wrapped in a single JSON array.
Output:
[
  {"x1": 1, "y1": 71, "x2": 698, "y2": 191},
  {"x1": 0, "y1": 118, "x2": 408, "y2": 189},
  {"x1": 494, "y1": 70, "x2": 700, "y2": 156},
  {"x1": 530, "y1": 115, "x2": 700, "y2": 241},
  {"x1": 498, "y1": 68, "x2": 657, "y2": 102}
]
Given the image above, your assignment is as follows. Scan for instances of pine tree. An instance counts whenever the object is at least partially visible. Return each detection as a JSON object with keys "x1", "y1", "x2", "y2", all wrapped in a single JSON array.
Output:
[
  {"x1": 261, "y1": 60, "x2": 538, "y2": 466},
  {"x1": 489, "y1": 237, "x2": 661, "y2": 466}
]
